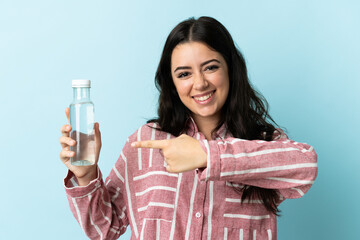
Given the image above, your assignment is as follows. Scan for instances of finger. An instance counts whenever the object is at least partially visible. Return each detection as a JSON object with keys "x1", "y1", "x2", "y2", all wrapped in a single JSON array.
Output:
[
  {"x1": 131, "y1": 139, "x2": 168, "y2": 149},
  {"x1": 60, "y1": 124, "x2": 72, "y2": 137},
  {"x1": 59, "y1": 136, "x2": 76, "y2": 148},
  {"x1": 59, "y1": 150, "x2": 75, "y2": 162},
  {"x1": 65, "y1": 108, "x2": 70, "y2": 123}
]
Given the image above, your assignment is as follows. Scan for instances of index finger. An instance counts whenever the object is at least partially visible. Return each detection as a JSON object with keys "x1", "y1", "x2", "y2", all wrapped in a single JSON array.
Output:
[
  {"x1": 65, "y1": 107, "x2": 70, "y2": 123},
  {"x1": 131, "y1": 139, "x2": 168, "y2": 149}
]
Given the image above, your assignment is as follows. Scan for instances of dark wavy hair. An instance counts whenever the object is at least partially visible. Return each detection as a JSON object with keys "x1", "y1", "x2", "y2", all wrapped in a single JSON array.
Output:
[{"x1": 148, "y1": 16, "x2": 281, "y2": 215}]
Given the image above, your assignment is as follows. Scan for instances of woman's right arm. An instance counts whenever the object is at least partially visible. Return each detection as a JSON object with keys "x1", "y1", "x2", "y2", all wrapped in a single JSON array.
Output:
[
  {"x1": 59, "y1": 108, "x2": 129, "y2": 239},
  {"x1": 64, "y1": 167, "x2": 129, "y2": 239}
]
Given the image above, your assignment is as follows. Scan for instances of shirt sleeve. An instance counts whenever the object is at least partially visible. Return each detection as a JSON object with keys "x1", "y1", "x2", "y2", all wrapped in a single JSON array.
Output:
[
  {"x1": 197, "y1": 129, "x2": 318, "y2": 199},
  {"x1": 64, "y1": 156, "x2": 129, "y2": 239}
]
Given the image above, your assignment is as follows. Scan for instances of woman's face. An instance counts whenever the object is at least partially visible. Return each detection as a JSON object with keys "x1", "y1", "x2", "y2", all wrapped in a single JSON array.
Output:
[{"x1": 171, "y1": 41, "x2": 229, "y2": 124}]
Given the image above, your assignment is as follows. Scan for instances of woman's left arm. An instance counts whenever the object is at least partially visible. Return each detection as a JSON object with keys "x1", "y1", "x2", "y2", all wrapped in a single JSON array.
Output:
[
  {"x1": 198, "y1": 130, "x2": 318, "y2": 199},
  {"x1": 132, "y1": 130, "x2": 318, "y2": 199}
]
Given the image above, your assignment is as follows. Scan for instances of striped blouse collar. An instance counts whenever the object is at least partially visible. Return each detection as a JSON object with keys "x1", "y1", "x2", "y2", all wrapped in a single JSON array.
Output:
[{"x1": 186, "y1": 117, "x2": 228, "y2": 140}]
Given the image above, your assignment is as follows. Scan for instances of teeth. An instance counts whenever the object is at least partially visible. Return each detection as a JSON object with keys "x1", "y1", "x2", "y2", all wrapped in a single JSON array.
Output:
[{"x1": 194, "y1": 91, "x2": 214, "y2": 101}]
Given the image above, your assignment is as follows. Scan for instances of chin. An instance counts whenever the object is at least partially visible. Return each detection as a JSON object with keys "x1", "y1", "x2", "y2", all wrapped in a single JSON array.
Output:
[{"x1": 194, "y1": 109, "x2": 218, "y2": 118}]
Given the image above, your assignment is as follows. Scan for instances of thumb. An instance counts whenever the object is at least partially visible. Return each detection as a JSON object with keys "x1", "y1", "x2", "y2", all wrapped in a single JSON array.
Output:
[
  {"x1": 94, "y1": 122, "x2": 102, "y2": 148},
  {"x1": 94, "y1": 122, "x2": 102, "y2": 163}
]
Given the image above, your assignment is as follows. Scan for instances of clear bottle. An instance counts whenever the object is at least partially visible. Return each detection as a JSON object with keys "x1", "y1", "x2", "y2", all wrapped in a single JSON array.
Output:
[{"x1": 69, "y1": 79, "x2": 95, "y2": 166}]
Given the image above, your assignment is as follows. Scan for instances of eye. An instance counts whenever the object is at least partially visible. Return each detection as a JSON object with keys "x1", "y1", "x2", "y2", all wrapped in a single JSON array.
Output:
[
  {"x1": 205, "y1": 65, "x2": 219, "y2": 71},
  {"x1": 177, "y1": 72, "x2": 190, "y2": 78}
]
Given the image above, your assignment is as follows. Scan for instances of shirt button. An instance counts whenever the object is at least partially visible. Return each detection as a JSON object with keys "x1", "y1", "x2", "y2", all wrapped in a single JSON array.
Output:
[{"x1": 195, "y1": 212, "x2": 201, "y2": 218}]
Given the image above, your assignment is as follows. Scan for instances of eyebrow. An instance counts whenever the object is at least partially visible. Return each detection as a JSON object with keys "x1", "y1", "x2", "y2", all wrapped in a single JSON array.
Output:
[{"x1": 173, "y1": 59, "x2": 220, "y2": 73}]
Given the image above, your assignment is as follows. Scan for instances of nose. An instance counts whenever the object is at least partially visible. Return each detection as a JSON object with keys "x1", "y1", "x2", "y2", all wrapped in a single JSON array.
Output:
[{"x1": 193, "y1": 72, "x2": 209, "y2": 91}]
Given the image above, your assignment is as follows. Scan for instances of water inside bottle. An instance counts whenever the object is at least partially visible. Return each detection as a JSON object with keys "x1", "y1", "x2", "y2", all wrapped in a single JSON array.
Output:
[
  {"x1": 69, "y1": 101, "x2": 95, "y2": 166},
  {"x1": 70, "y1": 131, "x2": 95, "y2": 166}
]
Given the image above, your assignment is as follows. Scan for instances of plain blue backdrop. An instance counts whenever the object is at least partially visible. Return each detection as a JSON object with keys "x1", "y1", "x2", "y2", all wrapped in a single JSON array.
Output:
[{"x1": 0, "y1": 0, "x2": 359, "y2": 239}]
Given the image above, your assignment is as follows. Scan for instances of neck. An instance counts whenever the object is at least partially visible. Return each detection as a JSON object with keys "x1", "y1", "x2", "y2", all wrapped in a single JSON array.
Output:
[{"x1": 192, "y1": 114, "x2": 220, "y2": 140}]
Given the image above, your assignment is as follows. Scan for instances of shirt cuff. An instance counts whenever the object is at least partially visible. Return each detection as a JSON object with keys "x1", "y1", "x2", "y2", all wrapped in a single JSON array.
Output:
[
  {"x1": 64, "y1": 168, "x2": 103, "y2": 198},
  {"x1": 197, "y1": 139, "x2": 221, "y2": 181}
]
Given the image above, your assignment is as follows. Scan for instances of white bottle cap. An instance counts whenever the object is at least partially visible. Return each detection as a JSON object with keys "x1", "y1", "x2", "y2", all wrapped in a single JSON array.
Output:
[{"x1": 72, "y1": 79, "x2": 91, "y2": 88}]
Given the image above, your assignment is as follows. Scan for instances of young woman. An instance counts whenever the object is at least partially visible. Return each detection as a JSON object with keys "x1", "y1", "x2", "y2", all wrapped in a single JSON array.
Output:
[{"x1": 59, "y1": 16, "x2": 318, "y2": 240}]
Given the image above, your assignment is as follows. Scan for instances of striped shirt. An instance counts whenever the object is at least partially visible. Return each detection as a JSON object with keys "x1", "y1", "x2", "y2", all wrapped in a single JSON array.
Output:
[{"x1": 64, "y1": 119, "x2": 318, "y2": 240}]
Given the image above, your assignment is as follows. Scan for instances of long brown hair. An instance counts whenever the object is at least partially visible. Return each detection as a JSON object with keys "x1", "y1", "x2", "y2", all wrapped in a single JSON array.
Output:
[{"x1": 149, "y1": 16, "x2": 281, "y2": 215}]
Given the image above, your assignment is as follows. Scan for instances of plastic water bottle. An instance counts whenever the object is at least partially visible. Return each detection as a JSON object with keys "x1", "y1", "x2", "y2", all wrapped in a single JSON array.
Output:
[{"x1": 69, "y1": 79, "x2": 95, "y2": 166}]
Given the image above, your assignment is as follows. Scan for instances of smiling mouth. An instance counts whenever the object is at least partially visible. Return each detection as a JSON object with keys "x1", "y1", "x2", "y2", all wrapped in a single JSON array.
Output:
[{"x1": 193, "y1": 90, "x2": 215, "y2": 102}]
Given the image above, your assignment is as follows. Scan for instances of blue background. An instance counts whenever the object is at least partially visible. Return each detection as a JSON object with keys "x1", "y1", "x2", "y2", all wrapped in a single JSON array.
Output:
[{"x1": 0, "y1": 0, "x2": 359, "y2": 239}]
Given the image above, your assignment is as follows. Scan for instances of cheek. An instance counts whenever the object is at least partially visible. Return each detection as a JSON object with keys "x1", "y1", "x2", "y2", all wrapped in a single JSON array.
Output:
[
  {"x1": 212, "y1": 72, "x2": 229, "y2": 90},
  {"x1": 174, "y1": 81, "x2": 192, "y2": 98}
]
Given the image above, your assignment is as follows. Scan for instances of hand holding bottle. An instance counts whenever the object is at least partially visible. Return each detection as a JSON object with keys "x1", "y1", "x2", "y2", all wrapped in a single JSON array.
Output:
[{"x1": 59, "y1": 108, "x2": 102, "y2": 186}]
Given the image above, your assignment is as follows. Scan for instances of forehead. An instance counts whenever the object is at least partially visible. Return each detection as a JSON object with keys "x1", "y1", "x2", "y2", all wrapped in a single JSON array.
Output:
[{"x1": 171, "y1": 41, "x2": 222, "y2": 67}]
